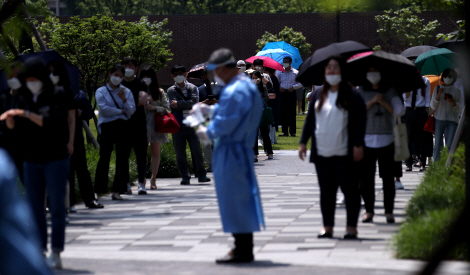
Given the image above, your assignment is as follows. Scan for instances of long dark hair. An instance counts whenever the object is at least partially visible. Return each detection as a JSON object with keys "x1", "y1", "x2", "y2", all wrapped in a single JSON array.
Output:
[
  {"x1": 317, "y1": 56, "x2": 350, "y2": 112},
  {"x1": 253, "y1": 70, "x2": 265, "y2": 93},
  {"x1": 140, "y1": 68, "x2": 161, "y2": 101}
]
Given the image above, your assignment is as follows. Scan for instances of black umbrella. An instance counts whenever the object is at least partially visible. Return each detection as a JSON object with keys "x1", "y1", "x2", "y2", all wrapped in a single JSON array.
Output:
[
  {"x1": 187, "y1": 62, "x2": 207, "y2": 79},
  {"x1": 435, "y1": 31, "x2": 466, "y2": 54},
  {"x1": 295, "y1": 40, "x2": 371, "y2": 86},
  {"x1": 347, "y1": 50, "x2": 424, "y2": 93},
  {"x1": 400, "y1": 45, "x2": 438, "y2": 61}
]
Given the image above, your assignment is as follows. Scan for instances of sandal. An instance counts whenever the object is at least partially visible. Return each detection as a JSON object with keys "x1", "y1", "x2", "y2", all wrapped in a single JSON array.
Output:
[{"x1": 150, "y1": 178, "x2": 157, "y2": 190}]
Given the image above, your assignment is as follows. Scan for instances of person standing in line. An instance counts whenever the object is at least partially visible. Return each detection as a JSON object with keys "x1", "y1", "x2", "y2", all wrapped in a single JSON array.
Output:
[
  {"x1": 359, "y1": 66, "x2": 404, "y2": 224},
  {"x1": 0, "y1": 61, "x2": 28, "y2": 181},
  {"x1": 430, "y1": 68, "x2": 463, "y2": 161},
  {"x1": 265, "y1": 67, "x2": 280, "y2": 142},
  {"x1": 0, "y1": 57, "x2": 73, "y2": 269},
  {"x1": 277, "y1": 57, "x2": 302, "y2": 137},
  {"x1": 68, "y1": 90, "x2": 104, "y2": 209},
  {"x1": 195, "y1": 48, "x2": 265, "y2": 263},
  {"x1": 94, "y1": 64, "x2": 136, "y2": 201},
  {"x1": 121, "y1": 57, "x2": 149, "y2": 195},
  {"x1": 403, "y1": 76, "x2": 431, "y2": 172},
  {"x1": 140, "y1": 68, "x2": 170, "y2": 190},
  {"x1": 167, "y1": 65, "x2": 210, "y2": 185},
  {"x1": 237, "y1": 60, "x2": 246, "y2": 73},
  {"x1": 299, "y1": 56, "x2": 366, "y2": 239},
  {"x1": 251, "y1": 71, "x2": 274, "y2": 161}
]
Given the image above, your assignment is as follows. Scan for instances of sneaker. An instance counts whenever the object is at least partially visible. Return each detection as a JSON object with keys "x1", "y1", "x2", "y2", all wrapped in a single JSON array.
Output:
[
  {"x1": 69, "y1": 205, "x2": 77, "y2": 213},
  {"x1": 126, "y1": 183, "x2": 132, "y2": 195},
  {"x1": 46, "y1": 252, "x2": 62, "y2": 269},
  {"x1": 198, "y1": 177, "x2": 211, "y2": 183},
  {"x1": 395, "y1": 180, "x2": 404, "y2": 189},
  {"x1": 137, "y1": 183, "x2": 147, "y2": 195},
  {"x1": 180, "y1": 178, "x2": 190, "y2": 185}
]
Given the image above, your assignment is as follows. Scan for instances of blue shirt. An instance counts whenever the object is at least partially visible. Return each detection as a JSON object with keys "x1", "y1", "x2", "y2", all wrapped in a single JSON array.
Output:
[{"x1": 96, "y1": 83, "x2": 136, "y2": 133}]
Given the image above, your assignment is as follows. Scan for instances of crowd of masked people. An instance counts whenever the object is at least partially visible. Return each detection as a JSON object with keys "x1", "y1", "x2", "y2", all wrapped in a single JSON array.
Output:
[{"x1": 298, "y1": 55, "x2": 464, "y2": 239}]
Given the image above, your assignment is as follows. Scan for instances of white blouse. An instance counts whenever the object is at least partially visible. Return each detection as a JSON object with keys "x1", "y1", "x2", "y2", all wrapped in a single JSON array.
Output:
[
  {"x1": 315, "y1": 91, "x2": 348, "y2": 157},
  {"x1": 430, "y1": 85, "x2": 463, "y2": 123}
]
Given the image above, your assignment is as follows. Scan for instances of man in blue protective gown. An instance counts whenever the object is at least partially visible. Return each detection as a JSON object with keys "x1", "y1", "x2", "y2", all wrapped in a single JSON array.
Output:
[{"x1": 196, "y1": 48, "x2": 265, "y2": 264}]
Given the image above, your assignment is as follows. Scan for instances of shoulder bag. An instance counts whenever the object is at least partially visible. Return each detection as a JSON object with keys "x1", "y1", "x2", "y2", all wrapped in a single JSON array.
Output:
[
  {"x1": 393, "y1": 116, "x2": 410, "y2": 161},
  {"x1": 259, "y1": 101, "x2": 274, "y2": 127}
]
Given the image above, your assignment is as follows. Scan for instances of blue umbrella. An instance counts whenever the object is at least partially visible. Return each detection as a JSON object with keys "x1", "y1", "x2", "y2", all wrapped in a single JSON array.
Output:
[
  {"x1": 256, "y1": 49, "x2": 297, "y2": 69},
  {"x1": 262, "y1": 41, "x2": 303, "y2": 69}
]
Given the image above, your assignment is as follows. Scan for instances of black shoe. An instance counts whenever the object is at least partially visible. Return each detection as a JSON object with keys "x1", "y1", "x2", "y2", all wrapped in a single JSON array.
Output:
[
  {"x1": 198, "y1": 177, "x2": 211, "y2": 183},
  {"x1": 362, "y1": 217, "x2": 373, "y2": 223},
  {"x1": 290, "y1": 134, "x2": 296, "y2": 137},
  {"x1": 317, "y1": 232, "x2": 333, "y2": 238},
  {"x1": 216, "y1": 250, "x2": 254, "y2": 264},
  {"x1": 111, "y1": 193, "x2": 123, "y2": 200},
  {"x1": 254, "y1": 157, "x2": 258, "y2": 162},
  {"x1": 278, "y1": 134, "x2": 289, "y2": 137},
  {"x1": 87, "y1": 200, "x2": 104, "y2": 209},
  {"x1": 180, "y1": 179, "x2": 190, "y2": 185},
  {"x1": 386, "y1": 214, "x2": 395, "y2": 224},
  {"x1": 206, "y1": 167, "x2": 212, "y2": 173},
  {"x1": 343, "y1": 233, "x2": 358, "y2": 240}
]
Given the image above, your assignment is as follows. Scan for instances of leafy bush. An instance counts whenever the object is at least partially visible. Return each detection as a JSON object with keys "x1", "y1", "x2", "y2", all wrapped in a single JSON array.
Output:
[{"x1": 393, "y1": 145, "x2": 468, "y2": 261}]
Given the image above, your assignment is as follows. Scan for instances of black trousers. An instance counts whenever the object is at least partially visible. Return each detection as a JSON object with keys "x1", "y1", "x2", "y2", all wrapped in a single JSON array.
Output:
[
  {"x1": 232, "y1": 233, "x2": 253, "y2": 255},
  {"x1": 253, "y1": 125, "x2": 273, "y2": 156},
  {"x1": 172, "y1": 126, "x2": 206, "y2": 180},
  {"x1": 360, "y1": 144, "x2": 396, "y2": 214},
  {"x1": 314, "y1": 156, "x2": 360, "y2": 227},
  {"x1": 405, "y1": 107, "x2": 428, "y2": 167},
  {"x1": 280, "y1": 92, "x2": 296, "y2": 135},
  {"x1": 95, "y1": 119, "x2": 131, "y2": 193},
  {"x1": 125, "y1": 126, "x2": 148, "y2": 184},
  {"x1": 69, "y1": 137, "x2": 95, "y2": 206}
]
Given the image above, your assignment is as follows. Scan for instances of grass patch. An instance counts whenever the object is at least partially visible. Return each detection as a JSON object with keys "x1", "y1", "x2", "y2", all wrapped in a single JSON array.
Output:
[
  {"x1": 272, "y1": 114, "x2": 306, "y2": 150},
  {"x1": 393, "y1": 144, "x2": 468, "y2": 261}
]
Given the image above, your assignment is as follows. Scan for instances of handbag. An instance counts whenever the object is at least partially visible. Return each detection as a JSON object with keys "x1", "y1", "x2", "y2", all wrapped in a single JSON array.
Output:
[
  {"x1": 394, "y1": 116, "x2": 410, "y2": 161},
  {"x1": 154, "y1": 111, "x2": 180, "y2": 134},
  {"x1": 424, "y1": 111, "x2": 435, "y2": 133},
  {"x1": 259, "y1": 102, "x2": 274, "y2": 127}
]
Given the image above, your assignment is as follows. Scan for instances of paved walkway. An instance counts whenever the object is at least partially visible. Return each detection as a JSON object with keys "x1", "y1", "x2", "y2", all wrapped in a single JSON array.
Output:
[{"x1": 58, "y1": 151, "x2": 469, "y2": 275}]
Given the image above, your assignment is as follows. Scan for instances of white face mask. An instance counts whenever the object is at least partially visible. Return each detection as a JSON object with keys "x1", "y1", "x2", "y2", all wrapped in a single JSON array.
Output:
[
  {"x1": 252, "y1": 78, "x2": 261, "y2": 85},
  {"x1": 239, "y1": 66, "x2": 246, "y2": 72},
  {"x1": 443, "y1": 77, "x2": 453, "y2": 85},
  {"x1": 325, "y1": 74, "x2": 342, "y2": 86},
  {"x1": 49, "y1": 73, "x2": 60, "y2": 85},
  {"x1": 213, "y1": 74, "x2": 225, "y2": 86},
  {"x1": 110, "y1": 76, "x2": 123, "y2": 86},
  {"x1": 124, "y1": 68, "x2": 134, "y2": 77},
  {"x1": 142, "y1": 77, "x2": 152, "y2": 86},
  {"x1": 366, "y1": 72, "x2": 381, "y2": 85},
  {"x1": 27, "y1": 80, "x2": 43, "y2": 95},
  {"x1": 174, "y1": 75, "x2": 186, "y2": 84},
  {"x1": 283, "y1": 63, "x2": 291, "y2": 68},
  {"x1": 7, "y1": 77, "x2": 22, "y2": 90}
]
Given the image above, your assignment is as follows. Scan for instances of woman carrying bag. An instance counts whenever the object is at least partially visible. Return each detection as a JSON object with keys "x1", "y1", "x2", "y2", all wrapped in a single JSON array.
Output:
[
  {"x1": 299, "y1": 56, "x2": 366, "y2": 239},
  {"x1": 141, "y1": 68, "x2": 170, "y2": 190}
]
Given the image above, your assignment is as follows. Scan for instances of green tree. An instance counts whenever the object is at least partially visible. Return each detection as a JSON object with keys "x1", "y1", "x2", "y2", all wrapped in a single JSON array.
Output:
[
  {"x1": 374, "y1": 5, "x2": 440, "y2": 53},
  {"x1": 436, "y1": 20, "x2": 465, "y2": 44},
  {"x1": 39, "y1": 15, "x2": 173, "y2": 105},
  {"x1": 256, "y1": 26, "x2": 312, "y2": 55}
]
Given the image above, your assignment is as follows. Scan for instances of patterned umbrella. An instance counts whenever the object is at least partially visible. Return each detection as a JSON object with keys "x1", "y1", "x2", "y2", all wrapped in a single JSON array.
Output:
[{"x1": 187, "y1": 62, "x2": 207, "y2": 79}]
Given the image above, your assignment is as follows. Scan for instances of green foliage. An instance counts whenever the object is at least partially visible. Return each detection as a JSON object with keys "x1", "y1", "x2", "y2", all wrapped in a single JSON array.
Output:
[
  {"x1": 59, "y1": 0, "x2": 400, "y2": 15},
  {"x1": 394, "y1": 0, "x2": 464, "y2": 11},
  {"x1": 436, "y1": 20, "x2": 465, "y2": 42},
  {"x1": 256, "y1": 26, "x2": 311, "y2": 55},
  {"x1": 375, "y1": 5, "x2": 440, "y2": 53},
  {"x1": 38, "y1": 15, "x2": 172, "y2": 102},
  {"x1": 393, "y1": 145, "x2": 468, "y2": 261}
]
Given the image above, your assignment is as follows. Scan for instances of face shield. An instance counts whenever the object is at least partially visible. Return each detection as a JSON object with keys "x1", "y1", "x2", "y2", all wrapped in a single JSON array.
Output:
[{"x1": 207, "y1": 56, "x2": 237, "y2": 95}]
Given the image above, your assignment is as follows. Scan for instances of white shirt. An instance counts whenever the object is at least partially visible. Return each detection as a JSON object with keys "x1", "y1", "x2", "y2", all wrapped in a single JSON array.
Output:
[
  {"x1": 364, "y1": 96, "x2": 404, "y2": 148},
  {"x1": 403, "y1": 76, "x2": 431, "y2": 108},
  {"x1": 430, "y1": 85, "x2": 463, "y2": 123},
  {"x1": 276, "y1": 68, "x2": 303, "y2": 90},
  {"x1": 314, "y1": 91, "x2": 348, "y2": 157}
]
